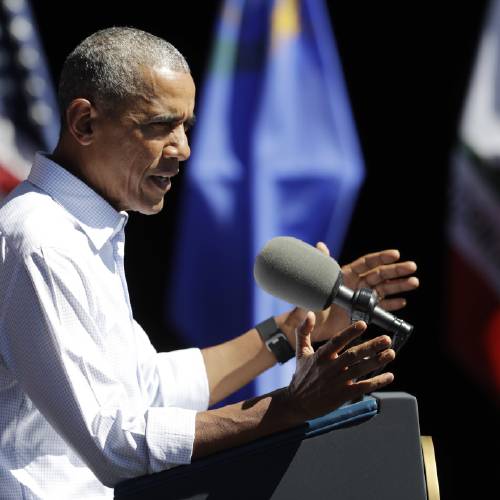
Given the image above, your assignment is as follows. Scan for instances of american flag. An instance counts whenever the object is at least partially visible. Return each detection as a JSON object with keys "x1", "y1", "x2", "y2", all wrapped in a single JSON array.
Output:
[{"x1": 0, "y1": 0, "x2": 59, "y2": 199}]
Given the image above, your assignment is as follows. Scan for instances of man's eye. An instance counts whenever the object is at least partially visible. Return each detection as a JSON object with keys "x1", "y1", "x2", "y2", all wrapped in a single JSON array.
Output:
[
  {"x1": 145, "y1": 122, "x2": 175, "y2": 136},
  {"x1": 151, "y1": 122, "x2": 171, "y2": 130},
  {"x1": 147, "y1": 121, "x2": 191, "y2": 134}
]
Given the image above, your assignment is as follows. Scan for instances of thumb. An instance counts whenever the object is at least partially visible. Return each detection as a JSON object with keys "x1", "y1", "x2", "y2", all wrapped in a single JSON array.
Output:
[{"x1": 296, "y1": 311, "x2": 316, "y2": 359}]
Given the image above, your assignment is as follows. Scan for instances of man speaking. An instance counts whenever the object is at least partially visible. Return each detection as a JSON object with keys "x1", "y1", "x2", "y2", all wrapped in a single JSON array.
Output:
[{"x1": 0, "y1": 27, "x2": 418, "y2": 498}]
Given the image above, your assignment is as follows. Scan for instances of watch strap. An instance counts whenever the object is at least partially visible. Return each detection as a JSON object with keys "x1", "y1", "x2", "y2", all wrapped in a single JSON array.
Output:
[{"x1": 256, "y1": 317, "x2": 295, "y2": 364}]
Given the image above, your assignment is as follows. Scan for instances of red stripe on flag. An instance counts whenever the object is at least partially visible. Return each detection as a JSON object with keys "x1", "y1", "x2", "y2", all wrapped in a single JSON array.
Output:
[
  {"x1": 448, "y1": 248, "x2": 500, "y2": 397},
  {"x1": 486, "y1": 308, "x2": 500, "y2": 394},
  {"x1": 0, "y1": 164, "x2": 21, "y2": 194}
]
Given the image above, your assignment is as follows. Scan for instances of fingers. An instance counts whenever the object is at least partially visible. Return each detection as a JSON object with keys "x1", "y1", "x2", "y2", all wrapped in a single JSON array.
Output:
[
  {"x1": 320, "y1": 247, "x2": 418, "y2": 309},
  {"x1": 362, "y1": 262, "x2": 418, "y2": 287},
  {"x1": 287, "y1": 321, "x2": 396, "y2": 421},
  {"x1": 345, "y1": 372, "x2": 395, "y2": 400},
  {"x1": 375, "y1": 276, "x2": 419, "y2": 310},
  {"x1": 341, "y1": 250, "x2": 418, "y2": 309},
  {"x1": 315, "y1": 241, "x2": 330, "y2": 256},
  {"x1": 282, "y1": 306, "x2": 309, "y2": 334},
  {"x1": 296, "y1": 311, "x2": 316, "y2": 359},
  {"x1": 379, "y1": 297, "x2": 408, "y2": 311},
  {"x1": 334, "y1": 335, "x2": 393, "y2": 373},
  {"x1": 373, "y1": 276, "x2": 420, "y2": 296},
  {"x1": 340, "y1": 347, "x2": 395, "y2": 382},
  {"x1": 342, "y1": 250, "x2": 417, "y2": 284},
  {"x1": 343, "y1": 249, "x2": 401, "y2": 276},
  {"x1": 318, "y1": 321, "x2": 367, "y2": 360}
]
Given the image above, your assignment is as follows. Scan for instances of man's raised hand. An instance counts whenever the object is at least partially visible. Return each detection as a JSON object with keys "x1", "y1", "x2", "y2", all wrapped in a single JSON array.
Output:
[
  {"x1": 312, "y1": 243, "x2": 419, "y2": 342},
  {"x1": 286, "y1": 314, "x2": 395, "y2": 421}
]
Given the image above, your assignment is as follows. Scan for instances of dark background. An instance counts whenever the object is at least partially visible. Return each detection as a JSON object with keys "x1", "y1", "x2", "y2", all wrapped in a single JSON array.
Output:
[{"x1": 32, "y1": 1, "x2": 498, "y2": 498}]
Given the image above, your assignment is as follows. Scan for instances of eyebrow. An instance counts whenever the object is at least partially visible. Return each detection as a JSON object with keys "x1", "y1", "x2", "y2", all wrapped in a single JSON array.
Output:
[{"x1": 146, "y1": 114, "x2": 196, "y2": 129}]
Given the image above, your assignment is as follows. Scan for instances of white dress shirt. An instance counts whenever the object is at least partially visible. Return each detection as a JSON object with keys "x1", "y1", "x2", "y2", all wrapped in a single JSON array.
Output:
[{"x1": 0, "y1": 154, "x2": 210, "y2": 499}]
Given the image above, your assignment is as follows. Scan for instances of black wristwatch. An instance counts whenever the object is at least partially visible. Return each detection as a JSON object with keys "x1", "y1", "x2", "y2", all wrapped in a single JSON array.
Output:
[{"x1": 255, "y1": 317, "x2": 295, "y2": 364}]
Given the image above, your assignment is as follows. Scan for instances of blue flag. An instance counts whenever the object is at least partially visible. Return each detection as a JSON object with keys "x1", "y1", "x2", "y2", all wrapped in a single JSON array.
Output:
[
  {"x1": 0, "y1": 0, "x2": 59, "y2": 197},
  {"x1": 168, "y1": 0, "x2": 365, "y2": 402}
]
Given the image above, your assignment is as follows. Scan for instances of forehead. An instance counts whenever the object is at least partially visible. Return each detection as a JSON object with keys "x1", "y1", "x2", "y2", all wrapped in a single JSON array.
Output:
[{"x1": 127, "y1": 67, "x2": 196, "y2": 119}]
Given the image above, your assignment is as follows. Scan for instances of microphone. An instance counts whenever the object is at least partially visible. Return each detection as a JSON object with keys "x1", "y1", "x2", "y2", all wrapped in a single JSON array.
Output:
[{"x1": 254, "y1": 236, "x2": 413, "y2": 351}]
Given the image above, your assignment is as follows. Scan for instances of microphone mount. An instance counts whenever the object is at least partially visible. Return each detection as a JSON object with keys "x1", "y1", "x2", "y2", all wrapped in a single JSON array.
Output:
[{"x1": 332, "y1": 276, "x2": 414, "y2": 353}]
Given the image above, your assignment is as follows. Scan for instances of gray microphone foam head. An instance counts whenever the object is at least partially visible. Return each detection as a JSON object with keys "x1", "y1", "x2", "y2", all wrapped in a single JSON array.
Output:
[{"x1": 254, "y1": 236, "x2": 341, "y2": 311}]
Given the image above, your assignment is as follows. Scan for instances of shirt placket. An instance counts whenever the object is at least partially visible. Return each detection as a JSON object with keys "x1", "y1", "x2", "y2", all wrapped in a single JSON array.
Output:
[
  {"x1": 112, "y1": 224, "x2": 145, "y2": 396},
  {"x1": 113, "y1": 227, "x2": 133, "y2": 318}
]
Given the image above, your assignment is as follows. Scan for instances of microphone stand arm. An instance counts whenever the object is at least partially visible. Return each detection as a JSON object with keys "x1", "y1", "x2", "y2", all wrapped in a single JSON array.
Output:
[{"x1": 334, "y1": 280, "x2": 414, "y2": 353}]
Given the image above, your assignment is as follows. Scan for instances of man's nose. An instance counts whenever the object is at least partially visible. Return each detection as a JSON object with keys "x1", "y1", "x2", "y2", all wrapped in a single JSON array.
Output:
[{"x1": 163, "y1": 125, "x2": 190, "y2": 161}]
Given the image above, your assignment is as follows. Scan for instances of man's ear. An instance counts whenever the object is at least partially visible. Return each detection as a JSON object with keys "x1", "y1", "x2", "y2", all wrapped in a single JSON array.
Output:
[{"x1": 64, "y1": 98, "x2": 96, "y2": 146}]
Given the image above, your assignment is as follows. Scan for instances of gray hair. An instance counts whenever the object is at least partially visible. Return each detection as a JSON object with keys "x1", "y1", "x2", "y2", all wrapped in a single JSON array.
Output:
[{"x1": 58, "y1": 27, "x2": 190, "y2": 121}]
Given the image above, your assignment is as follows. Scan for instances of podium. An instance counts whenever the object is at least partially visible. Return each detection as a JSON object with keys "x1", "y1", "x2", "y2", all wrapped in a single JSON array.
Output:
[{"x1": 115, "y1": 392, "x2": 433, "y2": 500}]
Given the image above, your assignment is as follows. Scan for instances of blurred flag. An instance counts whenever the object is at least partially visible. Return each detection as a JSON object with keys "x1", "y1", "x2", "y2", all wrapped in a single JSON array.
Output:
[
  {"x1": 0, "y1": 0, "x2": 59, "y2": 199},
  {"x1": 448, "y1": 0, "x2": 500, "y2": 399},
  {"x1": 168, "y1": 0, "x2": 365, "y2": 402}
]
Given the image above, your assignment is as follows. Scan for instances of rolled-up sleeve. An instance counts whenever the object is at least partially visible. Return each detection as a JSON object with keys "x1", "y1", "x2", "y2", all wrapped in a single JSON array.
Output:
[
  {"x1": 0, "y1": 241, "x2": 206, "y2": 486},
  {"x1": 145, "y1": 406, "x2": 197, "y2": 469},
  {"x1": 133, "y1": 322, "x2": 210, "y2": 411}
]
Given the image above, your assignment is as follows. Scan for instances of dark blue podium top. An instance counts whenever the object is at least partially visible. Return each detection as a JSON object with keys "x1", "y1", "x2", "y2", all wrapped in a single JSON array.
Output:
[{"x1": 115, "y1": 396, "x2": 378, "y2": 499}]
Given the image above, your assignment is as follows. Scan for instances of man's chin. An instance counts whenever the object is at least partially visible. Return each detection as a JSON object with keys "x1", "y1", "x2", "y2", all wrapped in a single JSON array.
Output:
[{"x1": 134, "y1": 198, "x2": 165, "y2": 215}]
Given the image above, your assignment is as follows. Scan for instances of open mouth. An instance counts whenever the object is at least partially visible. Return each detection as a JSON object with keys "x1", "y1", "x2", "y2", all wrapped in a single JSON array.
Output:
[{"x1": 150, "y1": 175, "x2": 171, "y2": 191}]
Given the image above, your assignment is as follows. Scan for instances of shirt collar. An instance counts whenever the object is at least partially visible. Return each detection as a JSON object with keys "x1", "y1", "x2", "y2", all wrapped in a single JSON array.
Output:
[{"x1": 28, "y1": 153, "x2": 128, "y2": 250}]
